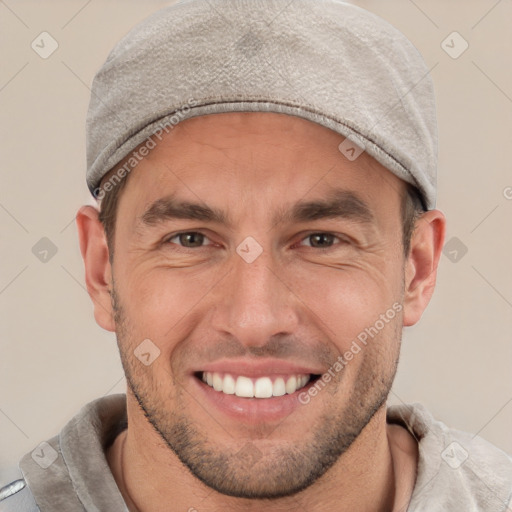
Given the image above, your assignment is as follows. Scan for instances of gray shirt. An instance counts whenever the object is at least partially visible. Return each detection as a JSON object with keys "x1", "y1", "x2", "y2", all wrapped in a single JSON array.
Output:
[{"x1": 1, "y1": 393, "x2": 511, "y2": 511}]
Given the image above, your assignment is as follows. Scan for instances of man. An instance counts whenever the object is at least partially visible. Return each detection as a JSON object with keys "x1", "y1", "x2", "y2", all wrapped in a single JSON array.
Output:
[{"x1": 1, "y1": 0, "x2": 511, "y2": 510}]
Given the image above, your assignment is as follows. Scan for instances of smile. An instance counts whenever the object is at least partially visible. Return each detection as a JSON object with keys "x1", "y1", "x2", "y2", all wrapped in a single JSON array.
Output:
[{"x1": 201, "y1": 372, "x2": 313, "y2": 398}]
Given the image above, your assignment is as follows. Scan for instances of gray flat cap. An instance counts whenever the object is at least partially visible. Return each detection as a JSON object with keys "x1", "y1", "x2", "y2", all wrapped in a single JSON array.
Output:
[{"x1": 86, "y1": 0, "x2": 437, "y2": 209}]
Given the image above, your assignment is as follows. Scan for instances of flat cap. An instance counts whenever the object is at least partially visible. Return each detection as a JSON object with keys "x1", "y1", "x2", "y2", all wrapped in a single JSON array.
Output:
[{"x1": 86, "y1": 0, "x2": 437, "y2": 209}]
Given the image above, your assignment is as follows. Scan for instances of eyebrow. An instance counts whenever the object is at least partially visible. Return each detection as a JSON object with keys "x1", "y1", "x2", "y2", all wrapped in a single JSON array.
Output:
[
  {"x1": 137, "y1": 189, "x2": 375, "y2": 229},
  {"x1": 274, "y1": 189, "x2": 374, "y2": 226}
]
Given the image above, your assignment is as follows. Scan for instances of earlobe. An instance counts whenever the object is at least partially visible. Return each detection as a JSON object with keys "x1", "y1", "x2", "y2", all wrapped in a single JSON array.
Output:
[
  {"x1": 402, "y1": 209, "x2": 446, "y2": 327},
  {"x1": 76, "y1": 205, "x2": 116, "y2": 332}
]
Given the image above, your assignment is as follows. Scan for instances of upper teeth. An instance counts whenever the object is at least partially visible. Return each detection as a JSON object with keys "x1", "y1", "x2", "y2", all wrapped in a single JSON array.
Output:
[{"x1": 202, "y1": 372, "x2": 311, "y2": 398}]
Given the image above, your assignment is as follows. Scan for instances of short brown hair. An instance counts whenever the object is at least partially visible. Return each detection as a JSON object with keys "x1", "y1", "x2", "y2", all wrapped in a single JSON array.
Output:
[{"x1": 98, "y1": 173, "x2": 424, "y2": 262}]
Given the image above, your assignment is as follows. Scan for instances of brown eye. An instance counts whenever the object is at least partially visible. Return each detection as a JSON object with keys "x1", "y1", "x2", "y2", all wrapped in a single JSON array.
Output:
[
  {"x1": 308, "y1": 233, "x2": 335, "y2": 248},
  {"x1": 295, "y1": 232, "x2": 352, "y2": 251},
  {"x1": 300, "y1": 233, "x2": 344, "y2": 249},
  {"x1": 166, "y1": 232, "x2": 210, "y2": 248}
]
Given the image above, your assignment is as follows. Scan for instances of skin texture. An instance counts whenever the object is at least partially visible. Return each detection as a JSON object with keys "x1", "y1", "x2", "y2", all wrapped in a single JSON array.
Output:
[{"x1": 77, "y1": 112, "x2": 446, "y2": 511}]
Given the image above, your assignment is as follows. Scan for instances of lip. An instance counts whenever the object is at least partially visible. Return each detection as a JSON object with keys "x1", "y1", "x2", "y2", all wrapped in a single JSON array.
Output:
[
  {"x1": 189, "y1": 359, "x2": 322, "y2": 424},
  {"x1": 191, "y1": 374, "x2": 318, "y2": 423},
  {"x1": 193, "y1": 358, "x2": 324, "y2": 378}
]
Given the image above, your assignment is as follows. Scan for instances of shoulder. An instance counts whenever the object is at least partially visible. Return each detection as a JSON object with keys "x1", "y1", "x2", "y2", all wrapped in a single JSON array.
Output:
[
  {"x1": 2, "y1": 394, "x2": 127, "y2": 511},
  {"x1": 387, "y1": 402, "x2": 512, "y2": 512},
  {"x1": 0, "y1": 477, "x2": 39, "y2": 511}
]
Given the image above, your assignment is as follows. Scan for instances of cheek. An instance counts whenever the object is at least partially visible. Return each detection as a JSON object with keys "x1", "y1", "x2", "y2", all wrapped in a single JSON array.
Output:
[
  {"x1": 287, "y1": 260, "x2": 400, "y2": 348},
  {"x1": 116, "y1": 264, "x2": 219, "y2": 350},
  {"x1": 115, "y1": 242, "x2": 403, "y2": 361}
]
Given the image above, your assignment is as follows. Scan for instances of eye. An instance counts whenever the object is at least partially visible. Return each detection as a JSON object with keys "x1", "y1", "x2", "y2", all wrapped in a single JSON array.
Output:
[
  {"x1": 163, "y1": 231, "x2": 348, "y2": 251},
  {"x1": 165, "y1": 231, "x2": 213, "y2": 248},
  {"x1": 298, "y1": 232, "x2": 348, "y2": 249}
]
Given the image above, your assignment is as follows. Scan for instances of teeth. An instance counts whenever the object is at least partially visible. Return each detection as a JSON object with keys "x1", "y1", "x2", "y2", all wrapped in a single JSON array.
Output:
[
  {"x1": 273, "y1": 377, "x2": 286, "y2": 397},
  {"x1": 201, "y1": 372, "x2": 311, "y2": 398},
  {"x1": 212, "y1": 373, "x2": 223, "y2": 391},
  {"x1": 223, "y1": 374, "x2": 236, "y2": 394},
  {"x1": 285, "y1": 376, "x2": 297, "y2": 394},
  {"x1": 235, "y1": 376, "x2": 254, "y2": 398},
  {"x1": 254, "y1": 377, "x2": 273, "y2": 398}
]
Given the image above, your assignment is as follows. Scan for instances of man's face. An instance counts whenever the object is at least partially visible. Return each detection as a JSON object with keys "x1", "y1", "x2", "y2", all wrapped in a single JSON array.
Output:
[{"x1": 109, "y1": 112, "x2": 408, "y2": 498}]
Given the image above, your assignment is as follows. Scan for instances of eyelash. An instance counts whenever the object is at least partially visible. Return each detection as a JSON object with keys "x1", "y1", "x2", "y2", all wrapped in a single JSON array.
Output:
[{"x1": 163, "y1": 231, "x2": 349, "y2": 251}]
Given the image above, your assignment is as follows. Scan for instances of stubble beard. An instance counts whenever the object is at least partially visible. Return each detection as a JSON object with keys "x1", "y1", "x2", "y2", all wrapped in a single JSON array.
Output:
[{"x1": 110, "y1": 284, "x2": 401, "y2": 500}]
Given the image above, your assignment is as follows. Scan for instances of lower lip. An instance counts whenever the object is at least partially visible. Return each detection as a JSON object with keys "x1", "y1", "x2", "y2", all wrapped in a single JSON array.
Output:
[{"x1": 191, "y1": 375, "x2": 316, "y2": 423}]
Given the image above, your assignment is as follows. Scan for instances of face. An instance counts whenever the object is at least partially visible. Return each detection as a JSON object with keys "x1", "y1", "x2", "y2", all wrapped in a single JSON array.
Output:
[{"x1": 108, "y1": 112, "x2": 408, "y2": 498}]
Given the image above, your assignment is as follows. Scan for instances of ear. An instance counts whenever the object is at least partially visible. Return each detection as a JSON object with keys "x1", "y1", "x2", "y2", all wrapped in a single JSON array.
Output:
[
  {"x1": 402, "y1": 209, "x2": 446, "y2": 326},
  {"x1": 76, "y1": 205, "x2": 116, "y2": 332}
]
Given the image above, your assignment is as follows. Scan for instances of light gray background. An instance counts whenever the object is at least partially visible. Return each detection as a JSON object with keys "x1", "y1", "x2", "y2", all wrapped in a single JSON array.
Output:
[{"x1": 1, "y1": 0, "x2": 511, "y2": 486}]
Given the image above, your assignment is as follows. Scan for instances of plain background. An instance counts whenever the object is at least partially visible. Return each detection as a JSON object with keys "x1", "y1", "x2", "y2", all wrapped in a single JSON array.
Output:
[{"x1": 1, "y1": 0, "x2": 511, "y2": 486}]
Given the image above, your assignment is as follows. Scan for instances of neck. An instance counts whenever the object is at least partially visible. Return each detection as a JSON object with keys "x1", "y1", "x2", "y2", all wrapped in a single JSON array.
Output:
[{"x1": 107, "y1": 393, "x2": 418, "y2": 512}]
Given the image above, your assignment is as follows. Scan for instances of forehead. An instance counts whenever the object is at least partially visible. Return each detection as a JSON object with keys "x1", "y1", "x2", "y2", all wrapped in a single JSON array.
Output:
[{"x1": 113, "y1": 112, "x2": 405, "y2": 224}]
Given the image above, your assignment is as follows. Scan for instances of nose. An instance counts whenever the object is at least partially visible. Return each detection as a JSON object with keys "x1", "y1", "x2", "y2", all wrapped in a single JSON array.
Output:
[{"x1": 210, "y1": 245, "x2": 300, "y2": 348}]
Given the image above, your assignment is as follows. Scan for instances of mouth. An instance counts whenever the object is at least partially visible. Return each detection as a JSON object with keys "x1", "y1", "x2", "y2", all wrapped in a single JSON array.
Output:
[{"x1": 195, "y1": 371, "x2": 321, "y2": 398}]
